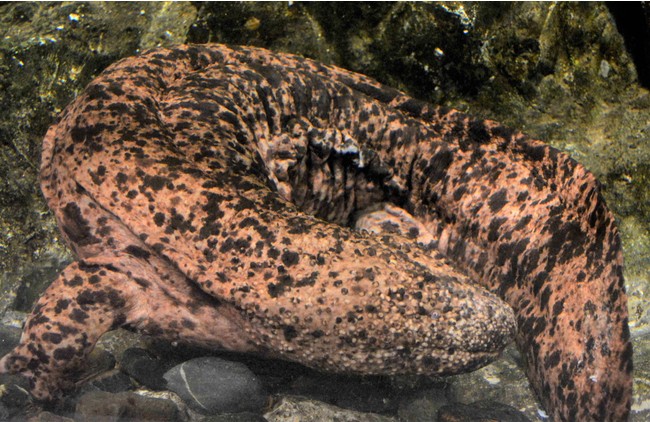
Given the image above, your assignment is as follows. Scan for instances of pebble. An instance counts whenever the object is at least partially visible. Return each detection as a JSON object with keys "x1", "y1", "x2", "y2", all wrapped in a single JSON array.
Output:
[
  {"x1": 437, "y1": 400, "x2": 531, "y2": 422},
  {"x1": 265, "y1": 395, "x2": 396, "y2": 422},
  {"x1": 397, "y1": 387, "x2": 449, "y2": 421},
  {"x1": 75, "y1": 390, "x2": 180, "y2": 421},
  {"x1": 78, "y1": 347, "x2": 116, "y2": 380},
  {"x1": 120, "y1": 347, "x2": 167, "y2": 390},
  {"x1": 0, "y1": 372, "x2": 31, "y2": 410},
  {"x1": 163, "y1": 357, "x2": 267, "y2": 414},
  {"x1": 29, "y1": 411, "x2": 74, "y2": 421},
  {"x1": 0, "y1": 403, "x2": 8, "y2": 421},
  {"x1": 200, "y1": 413, "x2": 268, "y2": 422},
  {"x1": 85, "y1": 369, "x2": 135, "y2": 393}
]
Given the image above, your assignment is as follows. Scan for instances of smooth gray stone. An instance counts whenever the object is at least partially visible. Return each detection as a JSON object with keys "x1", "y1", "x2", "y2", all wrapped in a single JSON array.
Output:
[{"x1": 164, "y1": 357, "x2": 267, "y2": 414}]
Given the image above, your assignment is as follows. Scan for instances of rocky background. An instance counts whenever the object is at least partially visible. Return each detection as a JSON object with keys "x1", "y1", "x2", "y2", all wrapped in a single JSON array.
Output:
[{"x1": 0, "y1": 2, "x2": 648, "y2": 421}]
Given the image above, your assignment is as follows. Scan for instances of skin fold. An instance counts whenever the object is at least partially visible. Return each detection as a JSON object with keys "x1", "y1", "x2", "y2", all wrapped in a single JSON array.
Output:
[{"x1": 0, "y1": 44, "x2": 632, "y2": 421}]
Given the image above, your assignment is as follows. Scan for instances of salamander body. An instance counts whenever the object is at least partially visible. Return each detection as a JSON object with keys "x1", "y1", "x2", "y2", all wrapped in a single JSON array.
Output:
[{"x1": 0, "y1": 44, "x2": 632, "y2": 421}]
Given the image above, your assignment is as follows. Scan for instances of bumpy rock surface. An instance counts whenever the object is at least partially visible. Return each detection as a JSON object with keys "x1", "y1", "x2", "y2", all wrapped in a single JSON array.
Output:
[
  {"x1": 265, "y1": 395, "x2": 395, "y2": 422},
  {"x1": 75, "y1": 390, "x2": 179, "y2": 421}
]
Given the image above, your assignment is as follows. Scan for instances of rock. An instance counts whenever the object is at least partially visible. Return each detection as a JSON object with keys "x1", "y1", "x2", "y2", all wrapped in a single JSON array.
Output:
[
  {"x1": 0, "y1": 372, "x2": 32, "y2": 410},
  {"x1": 187, "y1": 2, "x2": 337, "y2": 64},
  {"x1": 397, "y1": 386, "x2": 449, "y2": 421},
  {"x1": 0, "y1": 324, "x2": 21, "y2": 358},
  {"x1": 0, "y1": 403, "x2": 8, "y2": 421},
  {"x1": 446, "y1": 345, "x2": 541, "y2": 419},
  {"x1": 631, "y1": 341, "x2": 650, "y2": 421},
  {"x1": 11, "y1": 253, "x2": 71, "y2": 314},
  {"x1": 284, "y1": 374, "x2": 399, "y2": 414},
  {"x1": 437, "y1": 400, "x2": 531, "y2": 422},
  {"x1": 95, "y1": 328, "x2": 146, "y2": 360},
  {"x1": 78, "y1": 347, "x2": 116, "y2": 379},
  {"x1": 75, "y1": 390, "x2": 179, "y2": 421},
  {"x1": 163, "y1": 357, "x2": 267, "y2": 414},
  {"x1": 264, "y1": 395, "x2": 396, "y2": 422},
  {"x1": 200, "y1": 413, "x2": 268, "y2": 422},
  {"x1": 120, "y1": 347, "x2": 167, "y2": 390},
  {"x1": 72, "y1": 349, "x2": 131, "y2": 401},
  {"x1": 84, "y1": 369, "x2": 134, "y2": 394},
  {"x1": 28, "y1": 411, "x2": 75, "y2": 421}
]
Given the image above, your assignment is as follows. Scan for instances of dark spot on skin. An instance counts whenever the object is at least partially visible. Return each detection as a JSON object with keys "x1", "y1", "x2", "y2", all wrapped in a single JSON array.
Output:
[
  {"x1": 115, "y1": 172, "x2": 128, "y2": 186},
  {"x1": 488, "y1": 188, "x2": 508, "y2": 213},
  {"x1": 552, "y1": 299, "x2": 564, "y2": 317},
  {"x1": 181, "y1": 319, "x2": 196, "y2": 329},
  {"x1": 27, "y1": 309, "x2": 50, "y2": 328},
  {"x1": 466, "y1": 120, "x2": 492, "y2": 145},
  {"x1": 41, "y1": 332, "x2": 63, "y2": 344},
  {"x1": 545, "y1": 350, "x2": 561, "y2": 369},
  {"x1": 77, "y1": 288, "x2": 126, "y2": 308},
  {"x1": 267, "y1": 247, "x2": 280, "y2": 259},
  {"x1": 282, "y1": 325, "x2": 298, "y2": 341},
  {"x1": 365, "y1": 304, "x2": 377, "y2": 313},
  {"x1": 540, "y1": 287, "x2": 552, "y2": 310},
  {"x1": 267, "y1": 274, "x2": 294, "y2": 298},
  {"x1": 70, "y1": 308, "x2": 89, "y2": 323},
  {"x1": 142, "y1": 175, "x2": 170, "y2": 191},
  {"x1": 125, "y1": 245, "x2": 151, "y2": 260},
  {"x1": 423, "y1": 148, "x2": 454, "y2": 184},
  {"x1": 281, "y1": 250, "x2": 300, "y2": 267},
  {"x1": 239, "y1": 217, "x2": 259, "y2": 228},
  {"x1": 134, "y1": 277, "x2": 151, "y2": 288},
  {"x1": 66, "y1": 276, "x2": 84, "y2": 287},
  {"x1": 266, "y1": 283, "x2": 280, "y2": 298},
  {"x1": 54, "y1": 299, "x2": 70, "y2": 314},
  {"x1": 153, "y1": 212, "x2": 165, "y2": 227},
  {"x1": 523, "y1": 144, "x2": 547, "y2": 162},
  {"x1": 287, "y1": 217, "x2": 310, "y2": 235},
  {"x1": 487, "y1": 217, "x2": 506, "y2": 242},
  {"x1": 53, "y1": 346, "x2": 76, "y2": 361},
  {"x1": 62, "y1": 202, "x2": 100, "y2": 246},
  {"x1": 297, "y1": 272, "x2": 318, "y2": 287},
  {"x1": 78, "y1": 262, "x2": 102, "y2": 273}
]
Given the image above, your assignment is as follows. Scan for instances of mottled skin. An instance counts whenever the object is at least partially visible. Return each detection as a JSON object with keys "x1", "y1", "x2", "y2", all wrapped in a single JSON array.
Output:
[{"x1": 0, "y1": 44, "x2": 631, "y2": 420}]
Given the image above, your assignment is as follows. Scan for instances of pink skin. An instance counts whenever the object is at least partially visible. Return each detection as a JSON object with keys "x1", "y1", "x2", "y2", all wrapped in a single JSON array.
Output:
[{"x1": 1, "y1": 44, "x2": 631, "y2": 421}]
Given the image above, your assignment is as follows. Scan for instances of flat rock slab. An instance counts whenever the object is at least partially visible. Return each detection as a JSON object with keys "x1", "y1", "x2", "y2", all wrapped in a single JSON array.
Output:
[
  {"x1": 265, "y1": 395, "x2": 396, "y2": 422},
  {"x1": 75, "y1": 390, "x2": 179, "y2": 421}
]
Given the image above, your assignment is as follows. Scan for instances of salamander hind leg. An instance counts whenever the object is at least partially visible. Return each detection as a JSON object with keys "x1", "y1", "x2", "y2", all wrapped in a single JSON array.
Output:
[{"x1": 0, "y1": 260, "x2": 140, "y2": 401}]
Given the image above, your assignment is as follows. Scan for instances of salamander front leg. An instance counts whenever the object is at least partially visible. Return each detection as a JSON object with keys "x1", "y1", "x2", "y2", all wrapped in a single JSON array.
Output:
[{"x1": 0, "y1": 260, "x2": 138, "y2": 401}]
